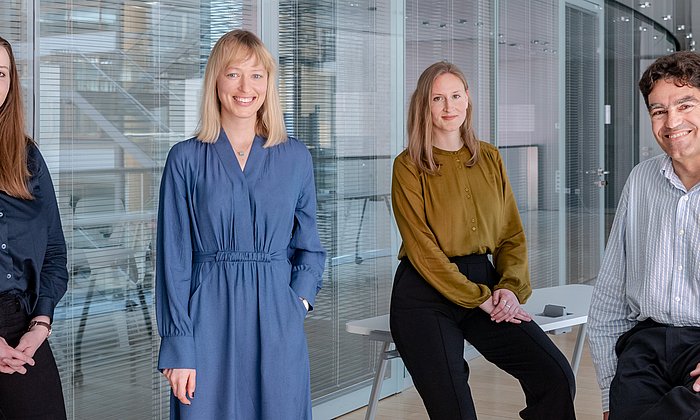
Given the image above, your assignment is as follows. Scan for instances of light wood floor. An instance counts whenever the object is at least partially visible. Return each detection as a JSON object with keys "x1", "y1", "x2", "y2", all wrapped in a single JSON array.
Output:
[{"x1": 335, "y1": 326, "x2": 603, "y2": 420}]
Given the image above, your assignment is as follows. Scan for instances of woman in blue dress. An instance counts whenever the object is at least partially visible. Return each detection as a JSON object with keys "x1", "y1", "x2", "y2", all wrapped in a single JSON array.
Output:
[{"x1": 156, "y1": 29, "x2": 326, "y2": 420}]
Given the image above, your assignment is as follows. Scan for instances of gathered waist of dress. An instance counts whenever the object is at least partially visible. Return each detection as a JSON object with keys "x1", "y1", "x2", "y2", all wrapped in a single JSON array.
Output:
[{"x1": 193, "y1": 249, "x2": 286, "y2": 263}]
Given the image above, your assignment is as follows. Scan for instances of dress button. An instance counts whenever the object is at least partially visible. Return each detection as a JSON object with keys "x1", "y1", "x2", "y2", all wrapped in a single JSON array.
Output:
[
  {"x1": 6, "y1": 274, "x2": 11, "y2": 279},
  {"x1": 0, "y1": 212, "x2": 3, "y2": 217},
  {"x1": 679, "y1": 229, "x2": 685, "y2": 235},
  {"x1": 471, "y1": 226, "x2": 477, "y2": 231},
  {"x1": 471, "y1": 218, "x2": 476, "y2": 223},
  {"x1": 1, "y1": 244, "x2": 5, "y2": 250},
  {"x1": 675, "y1": 296, "x2": 681, "y2": 302},
  {"x1": 466, "y1": 194, "x2": 472, "y2": 199}
]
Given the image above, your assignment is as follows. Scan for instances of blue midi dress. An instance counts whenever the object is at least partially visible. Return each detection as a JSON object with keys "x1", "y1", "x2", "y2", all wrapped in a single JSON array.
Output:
[{"x1": 156, "y1": 130, "x2": 326, "y2": 419}]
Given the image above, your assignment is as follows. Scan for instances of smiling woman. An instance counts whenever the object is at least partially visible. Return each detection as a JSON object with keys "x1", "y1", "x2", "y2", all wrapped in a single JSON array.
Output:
[
  {"x1": 389, "y1": 61, "x2": 576, "y2": 419},
  {"x1": 217, "y1": 57, "x2": 268, "y2": 137},
  {"x1": 429, "y1": 72, "x2": 469, "y2": 147},
  {"x1": 155, "y1": 29, "x2": 326, "y2": 420}
]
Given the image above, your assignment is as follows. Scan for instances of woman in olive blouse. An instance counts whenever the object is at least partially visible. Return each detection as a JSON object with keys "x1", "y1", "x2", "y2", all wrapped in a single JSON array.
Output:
[{"x1": 390, "y1": 61, "x2": 576, "y2": 419}]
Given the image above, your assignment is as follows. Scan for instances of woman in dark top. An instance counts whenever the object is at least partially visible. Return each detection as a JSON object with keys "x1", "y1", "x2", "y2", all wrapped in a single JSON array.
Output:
[
  {"x1": 390, "y1": 61, "x2": 576, "y2": 419},
  {"x1": 0, "y1": 36, "x2": 68, "y2": 419}
]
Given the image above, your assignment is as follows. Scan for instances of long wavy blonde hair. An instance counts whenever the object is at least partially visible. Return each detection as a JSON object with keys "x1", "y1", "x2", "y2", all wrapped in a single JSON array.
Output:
[
  {"x1": 407, "y1": 61, "x2": 480, "y2": 174},
  {"x1": 195, "y1": 30, "x2": 287, "y2": 146}
]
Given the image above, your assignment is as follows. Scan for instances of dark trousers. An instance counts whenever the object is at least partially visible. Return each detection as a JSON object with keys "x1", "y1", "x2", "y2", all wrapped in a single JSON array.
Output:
[
  {"x1": 390, "y1": 256, "x2": 576, "y2": 420},
  {"x1": 0, "y1": 294, "x2": 66, "y2": 420},
  {"x1": 609, "y1": 320, "x2": 700, "y2": 420}
]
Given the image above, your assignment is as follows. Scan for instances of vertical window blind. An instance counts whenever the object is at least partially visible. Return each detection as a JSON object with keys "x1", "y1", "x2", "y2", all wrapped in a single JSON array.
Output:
[
  {"x1": 498, "y1": 0, "x2": 561, "y2": 288},
  {"x1": 277, "y1": 0, "x2": 396, "y2": 402}
]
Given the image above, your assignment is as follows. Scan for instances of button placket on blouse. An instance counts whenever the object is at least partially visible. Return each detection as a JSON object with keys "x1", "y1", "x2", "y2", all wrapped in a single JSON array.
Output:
[
  {"x1": 0, "y1": 207, "x2": 9, "y2": 280},
  {"x1": 458, "y1": 158, "x2": 478, "y2": 233}
]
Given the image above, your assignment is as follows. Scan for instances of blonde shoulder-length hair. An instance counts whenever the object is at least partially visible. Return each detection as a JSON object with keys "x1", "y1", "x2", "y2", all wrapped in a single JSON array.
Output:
[
  {"x1": 407, "y1": 61, "x2": 480, "y2": 174},
  {"x1": 195, "y1": 29, "x2": 287, "y2": 147}
]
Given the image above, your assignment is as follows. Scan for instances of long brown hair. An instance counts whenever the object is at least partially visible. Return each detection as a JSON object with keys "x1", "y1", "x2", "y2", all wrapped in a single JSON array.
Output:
[
  {"x1": 196, "y1": 29, "x2": 287, "y2": 146},
  {"x1": 0, "y1": 36, "x2": 32, "y2": 199},
  {"x1": 407, "y1": 61, "x2": 480, "y2": 174}
]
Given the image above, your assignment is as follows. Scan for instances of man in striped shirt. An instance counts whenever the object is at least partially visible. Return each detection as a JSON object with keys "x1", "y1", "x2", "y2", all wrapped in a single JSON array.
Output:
[{"x1": 589, "y1": 51, "x2": 700, "y2": 420}]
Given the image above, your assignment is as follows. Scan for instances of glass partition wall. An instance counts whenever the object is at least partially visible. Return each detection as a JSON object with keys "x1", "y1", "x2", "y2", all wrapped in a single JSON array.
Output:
[
  {"x1": 0, "y1": 0, "x2": 681, "y2": 418},
  {"x1": 276, "y1": 0, "x2": 399, "y2": 408},
  {"x1": 5, "y1": 2, "x2": 259, "y2": 418}
]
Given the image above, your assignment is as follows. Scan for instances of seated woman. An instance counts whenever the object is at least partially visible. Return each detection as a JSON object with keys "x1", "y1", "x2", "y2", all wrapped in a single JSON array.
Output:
[{"x1": 389, "y1": 61, "x2": 576, "y2": 420}]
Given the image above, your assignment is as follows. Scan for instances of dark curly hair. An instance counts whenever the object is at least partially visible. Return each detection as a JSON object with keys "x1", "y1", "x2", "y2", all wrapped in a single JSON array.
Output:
[{"x1": 639, "y1": 51, "x2": 700, "y2": 108}]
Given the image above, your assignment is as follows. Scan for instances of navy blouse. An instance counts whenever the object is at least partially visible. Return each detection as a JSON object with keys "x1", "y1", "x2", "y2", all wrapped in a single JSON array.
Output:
[{"x1": 0, "y1": 143, "x2": 68, "y2": 320}]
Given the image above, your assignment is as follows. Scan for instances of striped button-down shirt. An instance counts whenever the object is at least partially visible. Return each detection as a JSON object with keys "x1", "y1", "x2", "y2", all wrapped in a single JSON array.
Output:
[{"x1": 588, "y1": 154, "x2": 700, "y2": 411}]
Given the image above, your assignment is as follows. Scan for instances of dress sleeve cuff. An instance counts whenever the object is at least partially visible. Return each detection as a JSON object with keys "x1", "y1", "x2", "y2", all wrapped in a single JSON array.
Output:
[
  {"x1": 158, "y1": 335, "x2": 196, "y2": 371},
  {"x1": 290, "y1": 265, "x2": 320, "y2": 308}
]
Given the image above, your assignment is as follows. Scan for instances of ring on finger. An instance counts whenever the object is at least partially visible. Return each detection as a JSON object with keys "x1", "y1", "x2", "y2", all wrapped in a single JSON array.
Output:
[{"x1": 506, "y1": 304, "x2": 512, "y2": 309}]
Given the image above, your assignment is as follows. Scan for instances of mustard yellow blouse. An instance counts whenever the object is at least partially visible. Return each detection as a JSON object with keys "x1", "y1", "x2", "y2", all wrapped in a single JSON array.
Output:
[{"x1": 392, "y1": 142, "x2": 531, "y2": 308}]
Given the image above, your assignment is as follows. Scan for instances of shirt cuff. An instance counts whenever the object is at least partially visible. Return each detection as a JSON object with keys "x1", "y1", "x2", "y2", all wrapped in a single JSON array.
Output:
[
  {"x1": 601, "y1": 386, "x2": 610, "y2": 412},
  {"x1": 32, "y1": 297, "x2": 56, "y2": 321},
  {"x1": 158, "y1": 335, "x2": 196, "y2": 371}
]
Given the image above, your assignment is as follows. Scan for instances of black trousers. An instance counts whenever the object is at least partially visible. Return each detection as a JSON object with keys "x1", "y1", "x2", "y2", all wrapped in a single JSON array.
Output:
[
  {"x1": 0, "y1": 294, "x2": 66, "y2": 420},
  {"x1": 609, "y1": 320, "x2": 700, "y2": 420},
  {"x1": 390, "y1": 256, "x2": 576, "y2": 420}
]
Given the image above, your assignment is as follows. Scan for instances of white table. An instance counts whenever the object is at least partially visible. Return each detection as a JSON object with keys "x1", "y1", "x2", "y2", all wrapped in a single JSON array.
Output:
[{"x1": 345, "y1": 284, "x2": 594, "y2": 420}]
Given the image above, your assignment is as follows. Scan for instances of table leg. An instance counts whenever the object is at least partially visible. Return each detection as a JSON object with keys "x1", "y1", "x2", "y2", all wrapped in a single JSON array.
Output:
[
  {"x1": 571, "y1": 323, "x2": 588, "y2": 376},
  {"x1": 365, "y1": 341, "x2": 391, "y2": 420}
]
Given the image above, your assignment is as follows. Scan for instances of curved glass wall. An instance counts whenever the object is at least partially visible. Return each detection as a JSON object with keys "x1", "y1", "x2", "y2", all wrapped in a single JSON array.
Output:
[{"x1": 604, "y1": 1, "x2": 679, "y2": 235}]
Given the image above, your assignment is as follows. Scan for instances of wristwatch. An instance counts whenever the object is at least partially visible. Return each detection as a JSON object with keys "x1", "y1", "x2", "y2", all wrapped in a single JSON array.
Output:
[{"x1": 27, "y1": 320, "x2": 52, "y2": 337}]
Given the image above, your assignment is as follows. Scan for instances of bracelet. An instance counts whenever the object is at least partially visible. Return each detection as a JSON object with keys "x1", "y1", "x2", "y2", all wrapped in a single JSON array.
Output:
[{"x1": 27, "y1": 320, "x2": 52, "y2": 337}]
